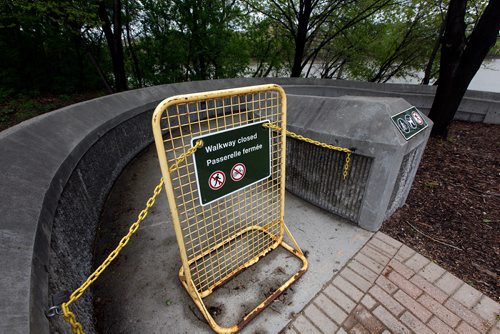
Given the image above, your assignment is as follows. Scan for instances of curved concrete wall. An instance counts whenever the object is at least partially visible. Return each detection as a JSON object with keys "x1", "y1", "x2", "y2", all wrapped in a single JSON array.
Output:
[
  {"x1": 1, "y1": 78, "x2": 498, "y2": 334},
  {"x1": 283, "y1": 83, "x2": 500, "y2": 124}
]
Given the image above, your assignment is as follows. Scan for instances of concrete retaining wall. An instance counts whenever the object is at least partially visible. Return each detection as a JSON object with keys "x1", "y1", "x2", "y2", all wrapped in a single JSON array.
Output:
[
  {"x1": 283, "y1": 82, "x2": 500, "y2": 124},
  {"x1": 0, "y1": 78, "x2": 498, "y2": 334},
  {"x1": 0, "y1": 79, "x2": 268, "y2": 334}
]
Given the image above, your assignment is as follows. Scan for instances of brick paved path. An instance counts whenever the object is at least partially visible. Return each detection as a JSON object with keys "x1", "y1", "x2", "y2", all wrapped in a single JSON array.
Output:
[{"x1": 283, "y1": 232, "x2": 499, "y2": 334}]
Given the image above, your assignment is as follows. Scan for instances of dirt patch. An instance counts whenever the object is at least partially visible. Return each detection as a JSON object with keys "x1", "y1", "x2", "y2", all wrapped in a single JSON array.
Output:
[
  {"x1": 208, "y1": 304, "x2": 224, "y2": 318},
  {"x1": 382, "y1": 121, "x2": 499, "y2": 300},
  {"x1": 0, "y1": 91, "x2": 104, "y2": 131}
]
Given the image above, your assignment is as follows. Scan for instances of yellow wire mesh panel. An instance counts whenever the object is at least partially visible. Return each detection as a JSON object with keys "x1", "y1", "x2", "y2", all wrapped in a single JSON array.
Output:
[{"x1": 152, "y1": 84, "x2": 307, "y2": 333}]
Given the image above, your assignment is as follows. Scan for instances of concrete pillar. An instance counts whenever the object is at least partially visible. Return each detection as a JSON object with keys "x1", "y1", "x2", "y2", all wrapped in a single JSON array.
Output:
[{"x1": 285, "y1": 95, "x2": 432, "y2": 231}]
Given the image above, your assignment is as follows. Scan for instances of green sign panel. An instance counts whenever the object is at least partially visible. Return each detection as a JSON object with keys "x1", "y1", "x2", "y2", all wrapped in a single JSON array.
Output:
[
  {"x1": 391, "y1": 106, "x2": 428, "y2": 140},
  {"x1": 192, "y1": 120, "x2": 271, "y2": 206}
]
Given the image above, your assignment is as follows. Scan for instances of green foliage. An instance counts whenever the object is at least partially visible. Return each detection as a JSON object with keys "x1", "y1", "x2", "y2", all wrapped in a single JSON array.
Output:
[
  {"x1": 0, "y1": 88, "x2": 14, "y2": 103},
  {"x1": 243, "y1": 17, "x2": 292, "y2": 77},
  {"x1": 490, "y1": 39, "x2": 500, "y2": 57},
  {"x1": 0, "y1": 0, "x2": 494, "y2": 110},
  {"x1": 330, "y1": 0, "x2": 491, "y2": 83},
  {"x1": 124, "y1": 0, "x2": 251, "y2": 85},
  {"x1": 325, "y1": 0, "x2": 443, "y2": 82},
  {"x1": 169, "y1": 0, "x2": 249, "y2": 80},
  {"x1": 0, "y1": 0, "x2": 104, "y2": 94},
  {"x1": 0, "y1": 92, "x2": 103, "y2": 131}
]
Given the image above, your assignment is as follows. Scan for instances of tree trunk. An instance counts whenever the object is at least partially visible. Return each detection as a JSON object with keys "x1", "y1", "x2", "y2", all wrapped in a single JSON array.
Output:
[
  {"x1": 290, "y1": 0, "x2": 312, "y2": 77},
  {"x1": 98, "y1": 0, "x2": 127, "y2": 92},
  {"x1": 421, "y1": 19, "x2": 445, "y2": 85},
  {"x1": 428, "y1": 0, "x2": 500, "y2": 137},
  {"x1": 85, "y1": 51, "x2": 114, "y2": 93},
  {"x1": 263, "y1": 64, "x2": 274, "y2": 77},
  {"x1": 124, "y1": 1, "x2": 143, "y2": 87},
  {"x1": 112, "y1": 0, "x2": 127, "y2": 91}
]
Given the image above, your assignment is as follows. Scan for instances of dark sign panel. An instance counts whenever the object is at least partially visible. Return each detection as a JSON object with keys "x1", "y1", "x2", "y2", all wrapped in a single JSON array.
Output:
[
  {"x1": 192, "y1": 120, "x2": 271, "y2": 206},
  {"x1": 391, "y1": 106, "x2": 428, "y2": 140}
]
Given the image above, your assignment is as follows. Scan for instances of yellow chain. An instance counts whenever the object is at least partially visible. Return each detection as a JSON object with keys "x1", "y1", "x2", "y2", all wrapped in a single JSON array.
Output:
[
  {"x1": 343, "y1": 152, "x2": 351, "y2": 180},
  {"x1": 61, "y1": 128, "x2": 346, "y2": 332},
  {"x1": 168, "y1": 139, "x2": 204, "y2": 173},
  {"x1": 263, "y1": 123, "x2": 352, "y2": 179},
  {"x1": 61, "y1": 140, "x2": 203, "y2": 334}
]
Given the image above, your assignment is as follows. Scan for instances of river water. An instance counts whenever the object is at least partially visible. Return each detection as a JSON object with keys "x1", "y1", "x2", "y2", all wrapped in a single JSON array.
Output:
[
  {"x1": 386, "y1": 58, "x2": 500, "y2": 93},
  {"x1": 255, "y1": 58, "x2": 500, "y2": 93}
]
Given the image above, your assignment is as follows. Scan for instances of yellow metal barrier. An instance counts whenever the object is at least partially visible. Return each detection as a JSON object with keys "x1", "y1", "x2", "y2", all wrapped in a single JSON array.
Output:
[
  {"x1": 60, "y1": 84, "x2": 353, "y2": 334},
  {"x1": 152, "y1": 84, "x2": 308, "y2": 333}
]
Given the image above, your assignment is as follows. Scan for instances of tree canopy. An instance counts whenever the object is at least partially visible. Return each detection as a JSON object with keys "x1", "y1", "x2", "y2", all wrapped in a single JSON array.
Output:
[{"x1": 1, "y1": 0, "x2": 498, "y2": 131}]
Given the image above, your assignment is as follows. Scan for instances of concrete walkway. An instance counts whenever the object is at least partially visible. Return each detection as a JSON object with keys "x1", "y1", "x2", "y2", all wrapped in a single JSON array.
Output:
[
  {"x1": 94, "y1": 145, "x2": 499, "y2": 334},
  {"x1": 94, "y1": 145, "x2": 373, "y2": 334},
  {"x1": 283, "y1": 232, "x2": 500, "y2": 334}
]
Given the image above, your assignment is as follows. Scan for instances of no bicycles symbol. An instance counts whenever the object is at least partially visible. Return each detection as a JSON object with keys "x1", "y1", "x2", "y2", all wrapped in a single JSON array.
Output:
[
  {"x1": 209, "y1": 171, "x2": 225, "y2": 190},
  {"x1": 192, "y1": 121, "x2": 271, "y2": 206},
  {"x1": 231, "y1": 163, "x2": 246, "y2": 181}
]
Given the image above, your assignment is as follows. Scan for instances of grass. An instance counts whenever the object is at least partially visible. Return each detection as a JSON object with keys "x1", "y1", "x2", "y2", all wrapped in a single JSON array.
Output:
[{"x1": 0, "y1": 91, "x2": 105, "y2": 132}]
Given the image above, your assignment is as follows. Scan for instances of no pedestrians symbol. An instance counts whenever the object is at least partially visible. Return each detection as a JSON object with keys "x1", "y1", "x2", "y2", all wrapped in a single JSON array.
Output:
[
  {"x1": 209, "y1": 171, "x2": 225, "y2": 190},
  {"x1": 231, "y1": 163, "x2": 246, "y2": 181}
]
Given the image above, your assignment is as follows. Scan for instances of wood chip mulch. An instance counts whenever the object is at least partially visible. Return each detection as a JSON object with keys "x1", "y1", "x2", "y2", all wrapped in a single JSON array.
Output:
[{"x1": 381, "y1": 121, "x2": 500, "y2": 301}]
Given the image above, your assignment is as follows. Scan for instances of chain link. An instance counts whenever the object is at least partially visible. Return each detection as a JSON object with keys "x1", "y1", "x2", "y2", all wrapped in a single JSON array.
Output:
[
  {"x1": 343, "y1": 152, "x2": 351, "y2": 180},
  {"x1": 168, "y1": 139, "x2": 203, "y2": 173},
  {"x1": 60, "y1": 129, "x2": 346, "y2": 333},
  {"x1": 263, "y1": 123, "x2": 352, "y2": 179},
  {"x1": 61, "y1": 140, "x2": 203, "y2": 334}
]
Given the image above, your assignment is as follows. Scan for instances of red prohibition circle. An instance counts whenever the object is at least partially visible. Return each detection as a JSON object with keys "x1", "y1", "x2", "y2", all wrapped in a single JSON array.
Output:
[
  {"x1": 231, "y1": 163, "x2": 246, "y2": 181},
  {"x1": 208, "y1": 171, "x2": 225, "y2": 190},
  {"x1": 411, "y1": 111, "x2": 424, "y2": 125}
]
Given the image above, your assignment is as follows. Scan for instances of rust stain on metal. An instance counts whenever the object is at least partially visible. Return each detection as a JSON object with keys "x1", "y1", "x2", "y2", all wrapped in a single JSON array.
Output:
[
  {"x1": 152, "y1": 85, "x2": 308, "y2": 333},
  {"x1": 235, "y1": 266, "x2": 307, "y2": 330}
]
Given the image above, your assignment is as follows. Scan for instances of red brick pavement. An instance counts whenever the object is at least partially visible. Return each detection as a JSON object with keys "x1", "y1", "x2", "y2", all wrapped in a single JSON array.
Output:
[{"x1": 282, "y1": 232, "x2": 499, "y2": 334}]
